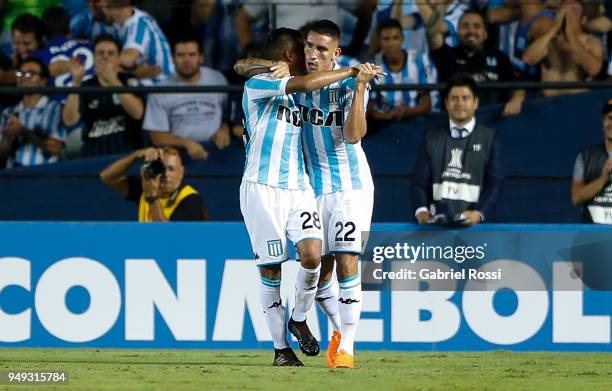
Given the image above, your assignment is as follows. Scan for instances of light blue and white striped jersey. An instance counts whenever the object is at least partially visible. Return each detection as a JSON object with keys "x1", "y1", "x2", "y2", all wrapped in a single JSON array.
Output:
[
  {"x1": 443, "y1": 1, "x2": 469, "y2": 47},
  {"x1": 297, "y1": 66, "x2": 372, "y2": 196},
  {"x1": 0, "y1": 96, "x2": 64, "y2": 167},
  {"x1": 372, "y1": 49, "x2": 437, "y2": 111},
  {"x1": 114, "y1": 8, "x2": 174, "y2": 81},
  {"x1": 336, "y1": 54, "x2": 360, "y2": 68},
  {"x1": 242, "y1": 73, "x2": 307, "y2": 190},
  {"x1": 70, "y1": 9, "x2": 115, "y2": 41}
]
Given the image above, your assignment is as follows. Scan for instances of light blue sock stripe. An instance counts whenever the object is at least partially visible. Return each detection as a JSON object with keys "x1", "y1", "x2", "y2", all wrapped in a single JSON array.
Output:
[
  {"x1": 339, "y1": 281, "x2": 361, "y2": 290},
  {"x1": 338, "y1": 274, "x2": 359, "y2": 284},
  {"x1": 318, "y1": 279, "x2": 333, "y2": 290},
  {"x1": 260, "y1": 277, "x2": 281, "y2": 287}
]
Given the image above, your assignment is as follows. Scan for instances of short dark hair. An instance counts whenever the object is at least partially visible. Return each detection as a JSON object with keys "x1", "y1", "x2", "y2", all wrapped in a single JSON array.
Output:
[
  {"x1": 172, "y1": 35, "x2": 203, "y2": 55},
  {"x1": 20, "y1": 56, "x2": 49, "y2": 79},
  {"x1": 264, "y1": 28, "x2": 303, "y2": 61},
  {"x1": 93, "y1": 33, "x2": 122, "y2": 52},
  {"x1": 302, "y1": 19, "x2": 341, "y2": 42},
  {"x1": 242, "y1": 41, "x2": 265, "y2": 59},
  {"x1": 458, "y1": 9, "x2": 488, "y2": 27},
  {"x1": 11, "y1": 13, "x2": 44, "y2": 43},
  {"x1": 42, "y1": 6, "x2": 71, "y2": 39},
  {"x1": 444, "y1": 74, "x2": 478, "y2": 99},
  {"x1": 377, "y1": 18, "x2": 403, "y2": 35}
]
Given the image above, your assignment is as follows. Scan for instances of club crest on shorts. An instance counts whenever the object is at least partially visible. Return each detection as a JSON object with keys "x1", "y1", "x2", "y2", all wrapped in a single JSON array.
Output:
[{"x1": 267, "y1": 239, "x2": 283, "y2": 257}]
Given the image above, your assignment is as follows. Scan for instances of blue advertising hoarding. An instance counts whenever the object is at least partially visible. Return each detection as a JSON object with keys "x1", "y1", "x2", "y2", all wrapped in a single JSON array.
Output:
[{"x1": 0, "y1": 222, "x2": 611, "y2": 351}]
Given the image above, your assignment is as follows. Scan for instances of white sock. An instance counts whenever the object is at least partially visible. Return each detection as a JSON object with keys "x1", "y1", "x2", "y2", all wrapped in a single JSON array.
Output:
[
  {"x1": 292, "y1": 265, "x2": 321, "y2": 322},
  {"x1": 260, "y1": 277, "x2": 289, "y2": 350},
  {"x1": 338, "y1": 274, "x2": 362, "y2": 355},
  {"x1": 316, "y1": 278, "x2": 341, "y2": 332}
]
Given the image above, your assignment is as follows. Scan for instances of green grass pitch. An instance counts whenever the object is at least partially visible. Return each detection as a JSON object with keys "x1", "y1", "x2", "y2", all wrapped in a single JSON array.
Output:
[{"x1": 1, "y1": 349, "x2": 611, "y2": 390}]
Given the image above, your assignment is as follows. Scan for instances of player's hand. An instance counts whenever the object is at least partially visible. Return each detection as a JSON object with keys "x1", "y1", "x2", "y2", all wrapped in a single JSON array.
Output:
[
  {"x1": 270, "y1": 61, "x2": 290, "y2": 79},
  {"x1": 355, "y1": 63, "x2": 385, "y2": 84},
  {"x1": 460, "y1": 210, "x2": 483, "y2": 226},
  {"x1": 69, "y1": 56, "x2": 87, "y2": 86},
  {"x1": 502, "y1": 97, "x2": 523, "y2": 117},
  {"x1": 234, "y1": 58, "x2": 276, "y2": 78},
  {"x1": 213, "y1": 124, "x2": 231, "y2": 149},
  {"x1": 355, "y1": 63, "x2": 376, "y2": 84},
  {"x1": 416, "y1": 211, "x2": 433, "y2": 224},
  {"x1": 185, "y1": 139, "x2": 209, "y2": 160},
  {"x1": 1, "y1": 114, "x2": 25, "y2": 137}
]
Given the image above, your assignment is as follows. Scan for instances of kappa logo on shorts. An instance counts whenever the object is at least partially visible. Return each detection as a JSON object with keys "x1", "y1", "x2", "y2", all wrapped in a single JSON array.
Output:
[{"x1": 267, "y1": 239, "x2": 283, "y2": 257}]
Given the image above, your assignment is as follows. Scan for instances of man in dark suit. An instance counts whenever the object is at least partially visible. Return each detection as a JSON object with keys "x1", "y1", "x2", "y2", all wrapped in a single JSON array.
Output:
[{"x1": 411, "y1": 74, "x2": 503, "y2": 225}]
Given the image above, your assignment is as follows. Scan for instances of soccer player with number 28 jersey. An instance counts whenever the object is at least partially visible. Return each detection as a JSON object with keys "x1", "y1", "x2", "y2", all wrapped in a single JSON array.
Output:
[{"x1": 239, "y1": 27, "x2": 380, "y2": 367}]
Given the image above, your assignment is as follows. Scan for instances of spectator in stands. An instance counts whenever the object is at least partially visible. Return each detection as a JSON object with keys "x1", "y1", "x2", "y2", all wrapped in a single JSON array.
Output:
[
  {"x1": 11, "y1": 13, "x2": 44, "y2": 67},
  {"x1": 417, "y1": 0, "x2": 469, "y2": 48},
  {"x1": 411, "y1": 74, "x2": 503, "y2": 225},
  {"x1": 235, "y1": 0, "x2": 366, "y2": 52},
  {"x1": 367, "y1": 19, "x2": 436, "y2": 123},
  {"x1": 388, "y1": 0, "x2": 428, "y2": 54},
  {"x1": 63, "y1": 34, "x2": 144, "y2": 157},
  {"x1": 428, "y1": 9, "x2": 525, "y2": 116},
  {"x1": 486, "y1": 0, "x2": 521, "y2": 63},
  {"x1": 71, "y1": 0, "x2": 115, "y2": 41},
  {"x1": 101, "y1": 0, "x2": 174, "y2": 82},
  {"x1": 188, "y1": 0, "x2": 241, "y2": 76},
  {"x1": 503, "y1": 0, "x2": 555, "y2": 82},
  {"x1": 0, "y1": 57, "x2": 64, "y2": 167},
  {"x1": 571, "y1": 100, "x2": 612, "y2": 224},
  {"x1": 228, "y1": 40, "x2": 264, "y2": 139},
  {"x1": 143, "y1": 36, "x2": 230, "y2": 160},
  {"x1": 35, "y1": 6, "x2": 95, "y2": 91},
  {"x1": 100, "y1": 146, "x2": 208, "y2": 222},
  {"x1": 522, "y1": 0, "x2": 602, "y2": 96}
]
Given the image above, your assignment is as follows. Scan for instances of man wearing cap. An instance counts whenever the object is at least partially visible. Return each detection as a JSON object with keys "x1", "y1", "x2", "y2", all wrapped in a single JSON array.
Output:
[{"x1": 571, "y1": 100, "x2": 612, "y2": 224}]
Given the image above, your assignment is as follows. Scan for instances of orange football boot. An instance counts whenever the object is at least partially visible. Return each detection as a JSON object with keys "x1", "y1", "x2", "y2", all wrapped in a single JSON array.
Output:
[
  {"x1": 333, "y1": 349, "x2": 355, "y2": 369},
  {"x1": 326, "y1": 331, "x2": 342, "y2": 368}
]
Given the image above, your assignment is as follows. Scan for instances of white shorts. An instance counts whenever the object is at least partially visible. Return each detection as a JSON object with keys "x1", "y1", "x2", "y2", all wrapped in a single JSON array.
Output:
[
  {"x1": 240, "y1": 181, "x2": 323, "y2": 266},
  {"x1": 317, "y1": 187, "x2": 374, "y2": 256}
]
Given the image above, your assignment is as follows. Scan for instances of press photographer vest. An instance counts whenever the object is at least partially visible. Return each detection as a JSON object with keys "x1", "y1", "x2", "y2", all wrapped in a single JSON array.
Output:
[
  {"x1": 138, "y1": 185, "x2": 198, "y2": 222},
  {"x1": 426, "y1": 124, "x2": 495, "y2": 217},
  {"x1": 581, "y1": 144, "x2": 612, "y2": 224}
]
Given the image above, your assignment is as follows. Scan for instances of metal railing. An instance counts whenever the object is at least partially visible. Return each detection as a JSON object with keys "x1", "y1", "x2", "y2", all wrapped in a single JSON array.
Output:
[{"x1": 1, "y1": 81, "x2": 611, "y2": 95}]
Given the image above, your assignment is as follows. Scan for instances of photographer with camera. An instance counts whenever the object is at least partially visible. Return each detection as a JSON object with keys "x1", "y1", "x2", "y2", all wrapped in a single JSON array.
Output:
[{"x1": 100, "y1": 147, "x2": 208, "y2": 222}]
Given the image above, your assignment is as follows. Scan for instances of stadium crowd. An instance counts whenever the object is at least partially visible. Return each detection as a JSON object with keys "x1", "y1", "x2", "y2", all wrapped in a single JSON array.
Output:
[
  {"x1": 0, "y1": 0, "x2": 610, "y2": 224},
  {"x1": 0, "y1": 0, "x2": 610, "y2": 167}
]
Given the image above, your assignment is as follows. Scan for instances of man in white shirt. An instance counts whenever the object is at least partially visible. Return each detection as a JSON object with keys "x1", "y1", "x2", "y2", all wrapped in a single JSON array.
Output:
[{"x1": 143, "y1": 37, "x2": 230, "y2": 160}]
